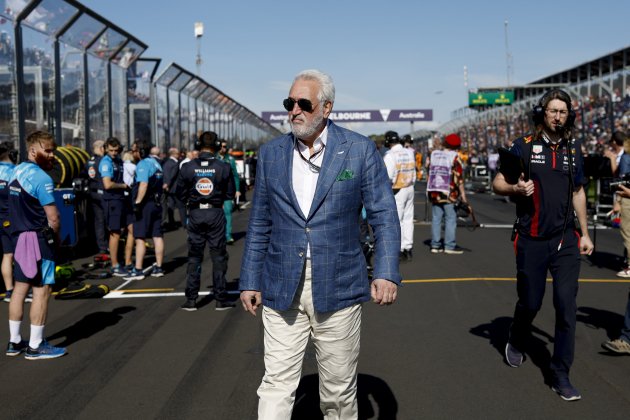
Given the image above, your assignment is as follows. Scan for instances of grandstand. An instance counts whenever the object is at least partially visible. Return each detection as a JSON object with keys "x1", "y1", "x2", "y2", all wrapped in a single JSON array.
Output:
[
  {"x1": 421, "y1": 45, "x2": 630, "y2": 220},
  {"x1": 431, "y1": 45, "x2": 630, "y2": 157}
]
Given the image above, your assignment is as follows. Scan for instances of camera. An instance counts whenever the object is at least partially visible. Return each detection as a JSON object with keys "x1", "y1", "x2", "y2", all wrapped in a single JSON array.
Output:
[
  {"x1": 608, "y1": 174, "x2": 630, "y2": 189},
  {"x1": 602, "y1": 174, "x2": 630, "y2": 193}
]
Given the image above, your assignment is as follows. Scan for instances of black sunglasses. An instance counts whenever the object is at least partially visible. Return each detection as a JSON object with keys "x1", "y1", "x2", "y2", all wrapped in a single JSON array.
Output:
[{"x1": 283, "y1": 97, "x2": 314, "y2": 113}]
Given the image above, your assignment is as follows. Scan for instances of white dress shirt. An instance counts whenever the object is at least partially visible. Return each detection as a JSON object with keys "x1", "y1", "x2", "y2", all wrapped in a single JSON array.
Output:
[{"x1": 292, "y1": 125, "x2": 328, "y2": 257}]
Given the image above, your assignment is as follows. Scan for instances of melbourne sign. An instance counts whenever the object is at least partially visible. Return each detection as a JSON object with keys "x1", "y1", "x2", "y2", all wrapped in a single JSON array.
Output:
[{"x1": 262, "y1": 109, "x2": 432, "y2": 124}]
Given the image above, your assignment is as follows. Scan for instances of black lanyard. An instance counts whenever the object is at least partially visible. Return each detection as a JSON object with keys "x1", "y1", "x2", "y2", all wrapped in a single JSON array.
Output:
[{"x1": 296, "y1": 141, "x2": 325, "y2": 173}]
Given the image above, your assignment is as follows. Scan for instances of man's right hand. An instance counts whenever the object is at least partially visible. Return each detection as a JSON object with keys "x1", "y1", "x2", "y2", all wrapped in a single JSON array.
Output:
[
  {"x1": 514, "y1": 173, "x2": 534, "y2": 196},
  {"x1": 240, "y1": 290, "x2": 261, "y2": 316}
]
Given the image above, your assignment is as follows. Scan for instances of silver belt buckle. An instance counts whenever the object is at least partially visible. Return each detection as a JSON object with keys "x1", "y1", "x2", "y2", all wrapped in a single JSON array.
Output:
[{"x1": 199, "y1": 203, "x2": 209, "y2": 209}]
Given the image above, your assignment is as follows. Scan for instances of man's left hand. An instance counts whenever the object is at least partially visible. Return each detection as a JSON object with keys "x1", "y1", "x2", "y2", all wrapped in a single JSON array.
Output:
[{"x1": 371, "y1": 278, "x2": 398, "y2": 305}]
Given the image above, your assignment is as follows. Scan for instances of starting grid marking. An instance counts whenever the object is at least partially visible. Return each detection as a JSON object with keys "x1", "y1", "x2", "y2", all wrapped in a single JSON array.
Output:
[
  {"x1": 89, "y1": 278, "x2": 630, "y2": 300},
  {"x1": 103, "y1": 289, "x2": 241, "y2": 299},
  {"x1": 402, "y1": 278, "x2": 630, "y2": 284}
]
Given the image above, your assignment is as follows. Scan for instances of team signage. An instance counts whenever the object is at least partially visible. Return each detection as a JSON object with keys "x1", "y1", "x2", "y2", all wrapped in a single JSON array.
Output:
[
  {"x1": 468, "y1": 91, "x2": 514, "y2": 106},
  {"x1": 262, "y1": 109, "x2": 433, "y2": 124}
]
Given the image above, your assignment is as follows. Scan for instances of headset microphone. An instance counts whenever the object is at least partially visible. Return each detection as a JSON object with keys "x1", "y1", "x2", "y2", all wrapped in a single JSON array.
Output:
[{"x1": 556, "y1": 124, "x2": 565, "y2": 135}]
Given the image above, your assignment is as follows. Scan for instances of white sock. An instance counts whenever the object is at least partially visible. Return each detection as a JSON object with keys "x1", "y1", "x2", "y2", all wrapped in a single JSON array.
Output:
[
  {"x1": 29, "y1": 324, "x2": 45, "y2": 349},
  {"x1": 9, "y1": 320, "x2": 21, "y2": 343}
]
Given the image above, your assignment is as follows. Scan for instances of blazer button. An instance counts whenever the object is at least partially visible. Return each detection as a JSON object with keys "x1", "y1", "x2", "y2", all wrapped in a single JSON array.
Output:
[
  {"x1": 299, "y1": 252, "x2": 304, "y2": 257},
  {"x1": 305, "y1": 227, "x2": 311, "y2": 232}
]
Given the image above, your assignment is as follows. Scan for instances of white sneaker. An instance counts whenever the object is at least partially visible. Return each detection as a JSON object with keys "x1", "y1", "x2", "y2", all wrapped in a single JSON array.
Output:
[{"x1": 617, "y1": 268, "x2": 630, "y2": 278}]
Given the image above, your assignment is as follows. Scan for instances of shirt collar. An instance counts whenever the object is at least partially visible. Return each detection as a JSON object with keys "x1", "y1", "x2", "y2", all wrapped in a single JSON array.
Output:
[{"x1": 296, "y1": 123, "x2": 328, "y2": 153}]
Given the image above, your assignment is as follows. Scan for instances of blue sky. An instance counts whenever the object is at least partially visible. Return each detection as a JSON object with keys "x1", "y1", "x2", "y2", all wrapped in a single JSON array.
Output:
[{"x1": 82, "y1": 0, "x2": 629, "y2": 137}]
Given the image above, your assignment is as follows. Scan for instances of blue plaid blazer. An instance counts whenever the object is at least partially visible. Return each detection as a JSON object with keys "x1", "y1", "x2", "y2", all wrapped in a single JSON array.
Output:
[{"x1": 239, "y1": 121, "x2": 401, "y2": 312}]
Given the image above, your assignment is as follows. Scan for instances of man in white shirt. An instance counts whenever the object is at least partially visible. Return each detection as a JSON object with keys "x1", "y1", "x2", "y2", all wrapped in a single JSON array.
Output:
[{"x1": 383, "y1": 131, "x2": 416, "y2": 260}]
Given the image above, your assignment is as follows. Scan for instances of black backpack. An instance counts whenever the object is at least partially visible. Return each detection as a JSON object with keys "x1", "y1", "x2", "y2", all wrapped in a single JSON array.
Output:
[{"x1": 55, "y1": 281, "x2": 110, "y2": 300}]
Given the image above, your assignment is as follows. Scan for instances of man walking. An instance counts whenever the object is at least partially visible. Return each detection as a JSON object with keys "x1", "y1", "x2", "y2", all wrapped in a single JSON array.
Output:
[{"x1": 240, "y1": 69, "x2": 401, "y2": 419}]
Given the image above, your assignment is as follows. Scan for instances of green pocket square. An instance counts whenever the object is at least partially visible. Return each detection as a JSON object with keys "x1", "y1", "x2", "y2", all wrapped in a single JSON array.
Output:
[{"x1": 336, "y1": 169, "x2": 355, "y2": 181}]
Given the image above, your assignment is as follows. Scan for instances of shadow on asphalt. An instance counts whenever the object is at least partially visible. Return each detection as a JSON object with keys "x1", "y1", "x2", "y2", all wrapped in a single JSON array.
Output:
[
  {"x1": 292, "y1": 373, "x2": 398, "y2": 420},
  {"x1": 47, "y1": 306, "x2": 136, "y2": 347},
  {"x1": 162, "y1": 256, "x2": 188, "y2": 274},
  {"x1": 470, "y1": 317, "x2": 554, "y2": 384},
  {"x1": 584, "y1": 250, "x2": 624, "y2": 271},
  {"x1": 577, "y1": 306, "x2": 625, "y2": 339}
]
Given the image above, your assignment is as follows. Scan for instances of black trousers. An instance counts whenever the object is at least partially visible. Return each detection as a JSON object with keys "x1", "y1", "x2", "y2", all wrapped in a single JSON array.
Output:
[
  {"x1": 161, "y1": 193, "x2": 186, "y2": 226},
  {"x1": 509, "y1": 230, "x2": 581, "y2": 379},
  {"x1": 89, "y1": 194, "x2": 108, "y2": 252},
  {"x1": 185, "y1": 208, "x2": 228, "y2": 301}
]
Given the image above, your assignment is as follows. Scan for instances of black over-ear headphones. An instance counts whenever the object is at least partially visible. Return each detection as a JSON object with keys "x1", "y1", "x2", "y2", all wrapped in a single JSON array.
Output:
[
  {"x1": 532, "y1": 89, "x2": 576, "y2": 128},
  {"x1": 196, "y1": 131, "x2": 221, "y2": 152},
  {"x1": 0, "y1": 141, "x2": 17, "y2": 163},
  {"x1": 8, "y1": 150, "x2": 18, "y2": 164},
  {"x1": 135, "y1": 141, "x2": 151, "y2": 159},
  {"x1": 384, "y1": 131, "x2": 400, "y2": 148}
]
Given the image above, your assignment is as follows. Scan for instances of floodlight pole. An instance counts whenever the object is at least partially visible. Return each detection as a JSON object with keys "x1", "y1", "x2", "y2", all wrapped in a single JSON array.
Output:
[
  {"x1": 504, "y1": 20, "x2": 512, "y2": 87},
  {"x1": 195, "y1": 22, "x2": 203, "y2": 76}
]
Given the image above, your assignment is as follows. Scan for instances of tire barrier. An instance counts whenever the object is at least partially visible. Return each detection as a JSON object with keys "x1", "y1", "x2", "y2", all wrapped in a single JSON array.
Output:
[{"x1": 47, "y1": 145, "x2": 90, "y2": 188}]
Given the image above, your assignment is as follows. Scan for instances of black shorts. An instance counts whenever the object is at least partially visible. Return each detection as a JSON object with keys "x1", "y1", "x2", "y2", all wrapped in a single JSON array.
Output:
[
  {"x1": 0, "y1": 224, "x2": 13, "y2": 254},
  {"x1": 104, "y1": 199, "x2": 131, "y2": 232},
  {"x1": 13, "y1": 233, "x2": 55, "y2": 286},
  {"x1": 133, "y1": 201, "x2": 163, "y2": 239}
]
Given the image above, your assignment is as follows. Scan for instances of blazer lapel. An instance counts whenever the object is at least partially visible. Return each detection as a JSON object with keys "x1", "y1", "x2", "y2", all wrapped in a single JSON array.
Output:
[
  {"x1": 307, "y1": 123, "x2": 349, "y2": 220},
  {"x1": 279, "y1": 135, "x2": 306, "y2": 220}
]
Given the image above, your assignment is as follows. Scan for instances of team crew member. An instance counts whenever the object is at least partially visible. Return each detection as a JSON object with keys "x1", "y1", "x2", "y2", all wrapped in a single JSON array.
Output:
[
  {"x1": 99, "y1": 137, "x2": 133, "y2": 276},
  {"x1": 493, "y1": 89, "x2": 594, "y2": 401},
  {"x1": 218, "y1": 141, "x2": 240, "y2": 244},
  {"x1": 6, "y1": 131, "x2": 66, "y2": 359},
  {"x1": 124, "y1": 141, "x2": 165, "y2": 281},
  {"x1": 176, "y1": 132, "x2": 236, "y2": 311},
  {"x1": 85, "y1": 140, "x2": 108, "y2": 256},
  {"x1": 427, "y1": 134, "x2": 468, "y2": 254},
  {"x1": 0, "y1": 142, "x2": 17, "y2": 302},
  {"x1": 383, "y1": 130, "x2": 416, "y2": 260}
]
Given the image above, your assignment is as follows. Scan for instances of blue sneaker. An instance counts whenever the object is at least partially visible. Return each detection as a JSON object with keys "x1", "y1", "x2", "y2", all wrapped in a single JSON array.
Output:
[
  {"x1": 551, "y1": 377, "x2": 581, "y2": 401},
  {"x1": 505, "y1": 342, "x2": 524, "y2": 368},
  {"x1": 151, "y1": 266, "x2": 165, "y2": 277},
  {"x1": 6, "y1": 340, "x2": 28, "y2": 356},
  {"x1": 111, "y1": 265, "x2": 128, "y2": 277},
  {"x1": 24, "y1": 341, "x2": 67, "y2": 360},
  {"x1": 123, "y1": 268, "x2": 145, "y2": 281},
  {"x1": 25, "y1": 290, "x2": 33, "y2": 303},
  {"x1": 3, "y1": 289, "x2": 12, "y2": 303}
]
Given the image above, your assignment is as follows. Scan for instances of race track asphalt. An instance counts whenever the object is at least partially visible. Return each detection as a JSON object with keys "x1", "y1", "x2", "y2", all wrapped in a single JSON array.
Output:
[{"x1": 1, "y1": 184, "x2": 629, "y2": 419}]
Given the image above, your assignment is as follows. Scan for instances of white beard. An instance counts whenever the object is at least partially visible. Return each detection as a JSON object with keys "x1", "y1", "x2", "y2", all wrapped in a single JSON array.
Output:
[{"x1": 291, "y1": 107, "x2": 325, "y2": 139}]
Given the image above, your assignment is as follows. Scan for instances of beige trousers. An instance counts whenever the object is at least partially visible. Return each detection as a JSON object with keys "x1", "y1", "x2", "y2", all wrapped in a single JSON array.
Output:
[
  {"x1": 621, "y1": 198, "x2": 630, "y2": 257},
  {"x1": 258, "y1": 260, "x2": 362, "y2": 420}
]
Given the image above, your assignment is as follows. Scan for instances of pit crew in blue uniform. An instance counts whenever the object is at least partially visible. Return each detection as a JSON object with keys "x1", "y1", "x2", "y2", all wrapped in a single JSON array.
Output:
[
  {"x1": 99, "y1": 137, "x2": 133, "y2": 276},
  {"x1": 124, "y1": 140, "x2": 165, "y2": 281},
  {"x1": 217, "y1": 140, "x2": 240, "y2": 244},
  {"x1": 176, "y1": 131, "x2": 236, "y2": 311},
  {"x1": 0, "y1": 142, "x2": 17, "y2": 302},
  {"x1": 6, "y1": 131, "x2": 66, "y2": 360},
  {"x1": 493, "y1": 89, "x2": 594, "y2": 401},
  {"x1": 84, "y1": 140, "x2": 108, "y2": 256}
]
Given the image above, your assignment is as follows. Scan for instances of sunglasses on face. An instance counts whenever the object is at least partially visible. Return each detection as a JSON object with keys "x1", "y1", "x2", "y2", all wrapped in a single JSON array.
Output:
[{"x1": 283, "y1": 97, "x2": 314, "y2": 113}]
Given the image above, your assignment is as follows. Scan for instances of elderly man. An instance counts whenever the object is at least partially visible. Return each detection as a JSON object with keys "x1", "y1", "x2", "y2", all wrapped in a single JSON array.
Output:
[{"x1": 240, "y1": 69, "x2": 401, "y2": 419}]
